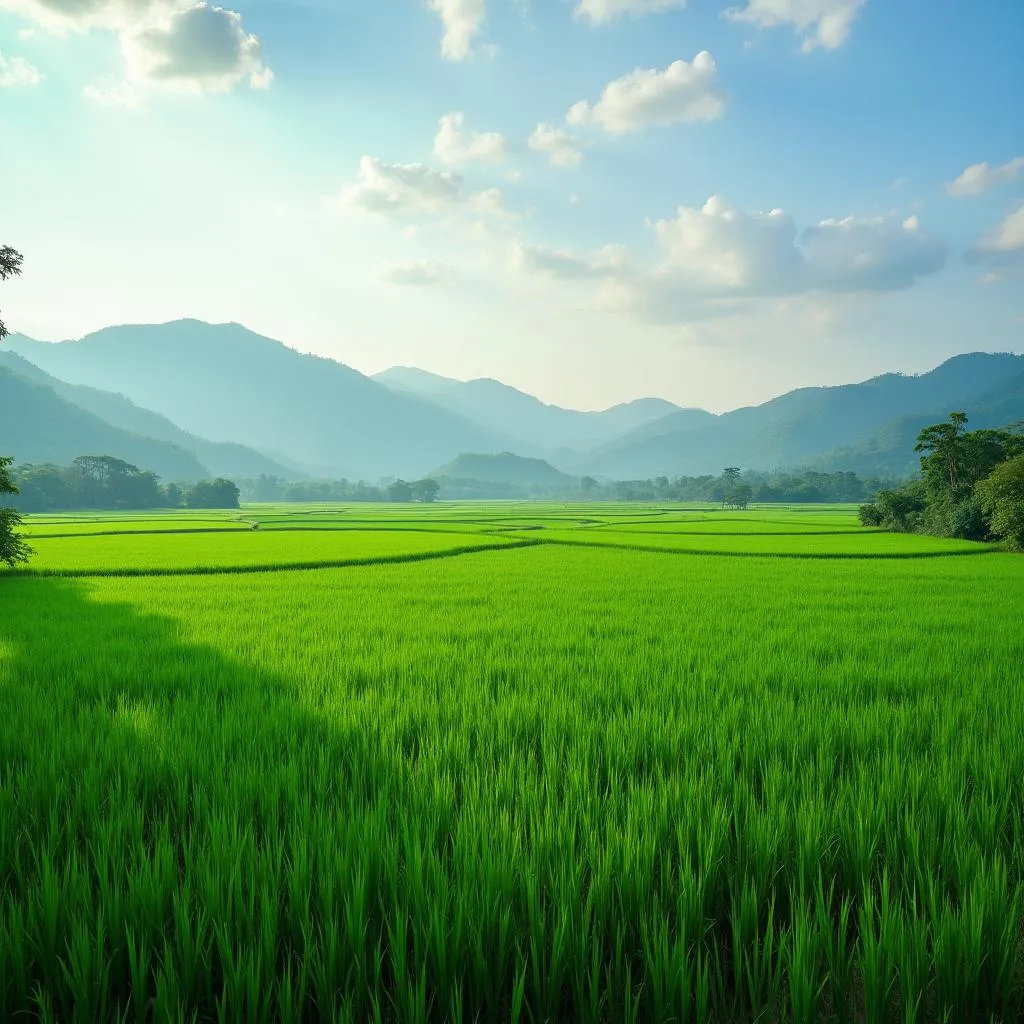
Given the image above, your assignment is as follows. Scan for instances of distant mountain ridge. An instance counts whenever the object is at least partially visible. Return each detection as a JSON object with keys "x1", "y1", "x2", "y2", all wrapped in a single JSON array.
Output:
[
  {"x1": 0, "y1": 351, "x2": 298, "y2": 481},
  {"x1": 8, "y1": 321, "x2": 522, "y2": 480},
  {"x1": 572, "y1": 352, "x2": 1024, "y2": 479},
  {"x1": 0, "y1": 365, "x2": 209, "y2": 480},
  {"x1": 6, "y1": 320, "x2": 1023, "y2": 483},
  {"x1": 432, "y1": 452, "x2": 572, "y2": 488},
  {"x1": 374, "y1": 366, "x2": 689, "y2": 456}
]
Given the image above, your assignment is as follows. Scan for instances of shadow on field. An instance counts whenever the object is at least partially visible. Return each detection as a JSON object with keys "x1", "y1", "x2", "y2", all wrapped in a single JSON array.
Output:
[{"x1": 0, "y1": 573, "x2": 448, "y2": 1020}]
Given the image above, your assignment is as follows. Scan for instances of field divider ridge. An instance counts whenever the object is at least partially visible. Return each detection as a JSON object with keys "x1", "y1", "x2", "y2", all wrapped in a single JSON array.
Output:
[{"x1": 3, "y1": 538, "x2": 543, "y2": 579}]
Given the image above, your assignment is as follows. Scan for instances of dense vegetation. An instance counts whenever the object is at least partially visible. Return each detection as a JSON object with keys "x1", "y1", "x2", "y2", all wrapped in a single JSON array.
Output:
[
  {"x1": 239, "y1": 467, "x2": 899, "y2": 505},
  {"x1": 0, "y1": 244, "x2": 29, "y2": 567},
  {"x1": 0, "y1": 455, "x2": 30, "y2": 568},
  {"x1": 10, "y1": 457, "x2": 240, "y2": 512},
  {"x1": 859, "y1": 413, "x2": 1024, "y2": 548},
  {"x1": 0, "y1": 505, "x2": 1021, "y2": 1022}
]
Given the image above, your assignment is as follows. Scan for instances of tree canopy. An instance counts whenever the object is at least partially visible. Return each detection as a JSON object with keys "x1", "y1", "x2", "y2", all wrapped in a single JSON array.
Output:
[
  {"x1": 861, "y1": 413, "x2": 1024, "y2": 547},
  {"x1": 1, "y1": 246, "x2": 31, "y2": 567},
  {"x1": 0, "y1": 456, "x2": 31, "y2": 568},
  {"x1": 0, "y1": 245, "x2": 23, "y2": 342}
]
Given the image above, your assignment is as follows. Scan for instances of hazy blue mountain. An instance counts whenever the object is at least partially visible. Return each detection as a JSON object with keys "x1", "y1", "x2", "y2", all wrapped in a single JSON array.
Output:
[
  {"x1": 577, "y1": 353, "x2": 1024, "y2": 478},
  {"x1": 374, "y1": 366, "x2": 462, "y2": 395},
  {"x1": 0, "y1": 351, "x2": 299, "y2": 481},
  {"x1": 432, "y1": 452, "x2": 573, "y2": 488},
  {"x1": 0, "y1": 366, "x2": 208, "y2": 480},
  {"x1": 802, "y1": 367, "x2": 1024, "y2": 478},
  {"x1": 8, "y1": 321, "x2": 523, "y2": 479},
  {"x1": 375, "y1": 366, "x2": 688, "y2": 455}
]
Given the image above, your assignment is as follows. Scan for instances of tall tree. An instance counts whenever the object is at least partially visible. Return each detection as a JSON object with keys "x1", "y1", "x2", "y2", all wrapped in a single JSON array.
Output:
[
  {"x1": 976, "y1": 455, "x2": 1024, "y2": 551},
  {"x1": 0, "y1": 246, "x2": 24, "y2": 341},
  {"x1": 915, "y1": 412, "x2": 969, "y2": 493},
  {"x1": 0, "y1": 456, "x2": 31, "y2": 567},
  {"x1": 1, "y1": 247, "x2": 30, "y2": 565}
]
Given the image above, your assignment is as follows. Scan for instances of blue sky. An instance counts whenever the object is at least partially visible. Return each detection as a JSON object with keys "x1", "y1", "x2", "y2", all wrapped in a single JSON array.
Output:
[{"x1": 1, "y1": 0, "x2": 1022, "y2": 411}]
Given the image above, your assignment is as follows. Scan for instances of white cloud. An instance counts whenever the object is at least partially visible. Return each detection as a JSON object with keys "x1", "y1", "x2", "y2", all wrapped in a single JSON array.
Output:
[
  {"x1": 652, "y1": 196, "x2": 803, "y2": 292},
  {"x1": 653, "y1": 198, "x2": 946, "y2": 295},
  {"x1": 527, "y1": 123, "x2": 584, "y2": 167},
  {"x1": 120, "y1": 4, "x2": 271, "y2": 94},
  {"x1": 966, "y1": 207, "x2": 1024, "y2": 268},
  {"x1": 946, "y1": 157, "x2": 1024, "y2": 197},
  {"x1": 801, "y1": 213, "x2": 948, "y2": 291},
  {"x1": 573, "y1": 0, "x2": 686, "y2": 24},
  {"x1": 469, "y1": 186, "x2": 517, "y2": 219},
  {"x1": 378, "y1": 260, "x2": 453, "y2": 286},
  {"x1": 0, "y1": 51, "x2": 41, "y2": 87},
  {"x1": 567, "y1": 53, "x2": 726, "y2": 133},
  {"x1": 428, "y1": 0, "x2": 486, "y2": 61},
  {"x1": 512, "y1": 241, "x2": 628, "y2": 278},
  {"x1": 3, "y1": 0, "x2": 270, "y2": 99},
  {"x1": 724, "y1": 0, "x2": 866, "y2": 51},
  {"x1": 0, "y1": 0, "x2": 164, "y2": 34},
  {"x1": 340, "y1": 156, "x2": 514, "y2": 223},
  {"x1": 341, "y1": 157, "x2": 466, "y2": 217},
  {"x1": 511, "y1": 196, "x2": 947, "y2": 324},
  {"x1": 434, "y1": 112, "x2": 508, "y2": 166}
]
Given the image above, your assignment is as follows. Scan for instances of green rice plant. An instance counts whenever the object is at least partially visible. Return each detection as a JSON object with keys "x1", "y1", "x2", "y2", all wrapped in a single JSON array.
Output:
[{"x1": 1, "y1": 511, "x2": 1022, "y2": 1022}]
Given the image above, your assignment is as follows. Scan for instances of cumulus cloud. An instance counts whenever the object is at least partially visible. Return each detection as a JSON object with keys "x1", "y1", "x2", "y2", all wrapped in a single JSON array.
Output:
[
  {"x1": 573, "y1": 0, "x2": 686, "y2": 24},
  {"x1": 341, "y1": 157, "x2": 466, "y2": 217},
  {"x1": 567, "y1": 53, "x2": 726, "y2": 133},
  {"x1": 511, "y1": 196, "x2": 947, "y2": 324},
  {"x1": 0, "y1": 51, "x2": 41, "y2": 87},
  {"x1": 0, "y1": 0, "x2": 162, "y2": 34},
  {"x1": 2, "y1": 0, "x2": 271, "y2": 99},
  {"x1": 946, "y1": 157, "x2": 1024, "y2": 197},
  {"x1": 966, "y1": 207, "x2": 1024, "y2": 268},
  {"x1": 652, "y1": 197, "x2": 947, "y2": 295},
  {"x1": 724, "y1": 0, "x2": 866, "y2": 51},
  {"x1": 340, "y1": 156, "x2": 514, "y2": 222},
  {"x1": 378, "y1": 260, "x2": 453, "y2": 286},
  {"x1": 802, "y1": 213, "x2": 948, "y2": 291},
  {"x1": 123, "y1": 4, "x2": 271, "y2": 94},
  {"x1": 652, "y1": 196, "x2": 803, "y2": 292},
  {"x1": 434, "y1": 112, "x2": 508, "y2": 165},
  {"x1": 428, "y1": 0, "x2": 486, "y2": 61},
  {"x1": 511, "y1": 241, "x2": 628, "y2": 278},
  {"x1": 527, "y1": 123, "x2": 584, "y2": 167}
]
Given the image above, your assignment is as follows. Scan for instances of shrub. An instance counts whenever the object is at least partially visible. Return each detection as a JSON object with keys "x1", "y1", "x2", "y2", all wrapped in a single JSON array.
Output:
[{"x1": 976, "y1": 455, "x2": 1024, "y2": 551}]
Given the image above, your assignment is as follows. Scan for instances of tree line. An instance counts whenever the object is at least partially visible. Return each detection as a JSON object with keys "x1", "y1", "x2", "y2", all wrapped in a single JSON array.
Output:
[
  {"x1": 859, "y1": 413, "x2": 1024, "y2": 548},
  {"x1": 242, "y1": 475, "x2": 441, "y2": 504},
  {"x1": 240, "y1": 468, "x2": 894, "y2": 505},
  {"x1": 582, "y1": 468, "x2": 896, "y2": 505},
  {"x1": 10, "y1": 457, "x2": 241, "y2": 513}
]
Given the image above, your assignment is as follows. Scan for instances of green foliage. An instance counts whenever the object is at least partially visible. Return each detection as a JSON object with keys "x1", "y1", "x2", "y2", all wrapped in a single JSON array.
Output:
[
  {"x1": 866, "y1": 413, "x2": 1024, "y2": 549},
  {"x1": 976, "y1": 454, "x2": 1024, "y2": 550},
  {"x1": 387, "y1": 478, "x2": 442, "y2": 503},
  {"x1": 0, "y1": 511, "x2": 1022, "y2": 1020},
  {"x1": 0, "y1": 244, "x2": 23, "y2": 341},
  {"x1": 12, "y1": 457, "x2": 182, "y2": 512},
  {"x1": 185, "y1": 478, "x2": 240, "y2": 509},
  {"x1": 859, "y1": 480, "x2": 927, "y2": 531},
  {"x1": 0, "y1": 455, "x2": 31, "y2": 567}
]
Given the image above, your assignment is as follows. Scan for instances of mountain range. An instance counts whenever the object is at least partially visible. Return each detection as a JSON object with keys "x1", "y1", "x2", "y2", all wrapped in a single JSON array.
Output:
[{"x1": 3, "y1": 319, "x2": 1023, "y2": 485}]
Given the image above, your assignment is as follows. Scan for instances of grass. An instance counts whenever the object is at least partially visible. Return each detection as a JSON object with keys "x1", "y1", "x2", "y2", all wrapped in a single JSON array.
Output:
[
  {"x1": 1, "y1": 503, "x2": 1021, "y2": 1021},
  {"x1": 16, "y1": 529, "x2": 521, "y2": 575}
]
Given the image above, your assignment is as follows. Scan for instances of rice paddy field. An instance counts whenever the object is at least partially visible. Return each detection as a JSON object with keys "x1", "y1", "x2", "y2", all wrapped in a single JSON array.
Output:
[{"x1": 2, "y1": 502, "x2": 1023, "y2": 1022}]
